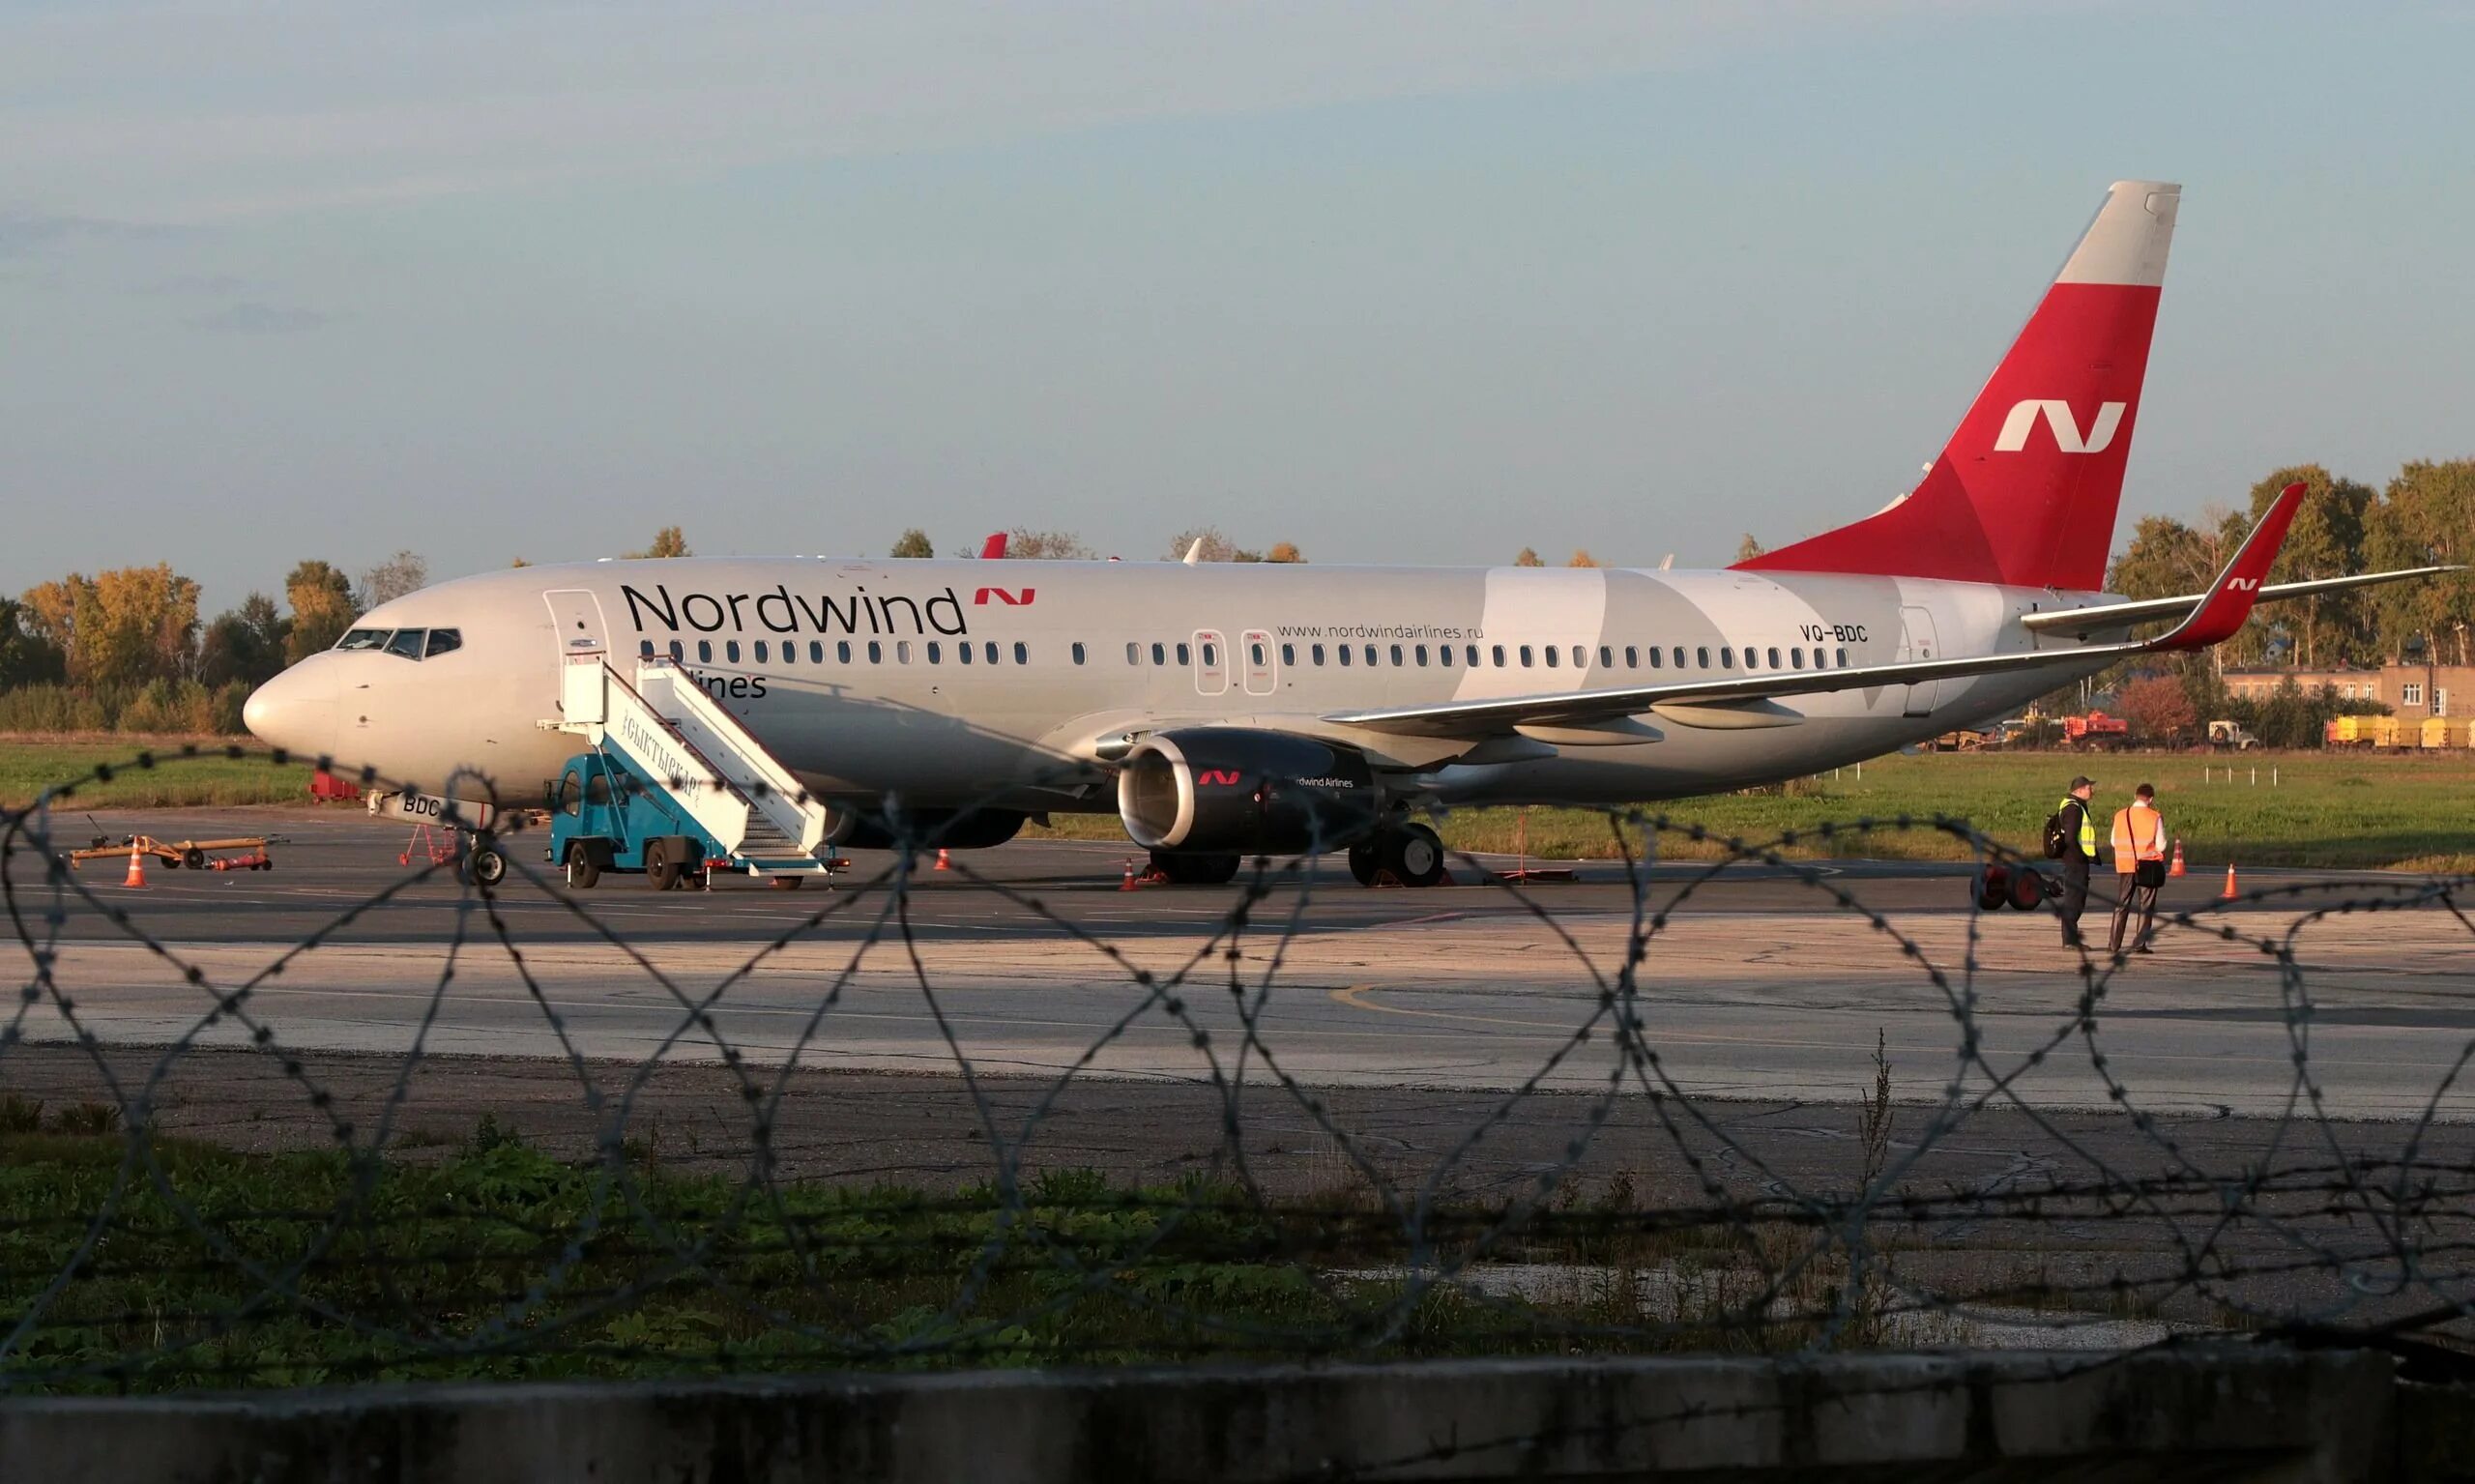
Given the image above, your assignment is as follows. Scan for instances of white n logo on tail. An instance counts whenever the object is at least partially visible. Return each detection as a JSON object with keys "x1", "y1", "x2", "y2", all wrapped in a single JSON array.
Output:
[{"x1": 1994, "y1": 399, "x2": 2127, "y2": 454}]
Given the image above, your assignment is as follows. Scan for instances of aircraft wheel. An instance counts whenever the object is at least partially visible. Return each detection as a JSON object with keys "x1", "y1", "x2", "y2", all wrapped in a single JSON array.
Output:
[
  {"x1": 466, "y1": 846, "x2": 508, "y2": 888},
  {"x1": 565, "y1": 843, "x2": 600, "y2": 890},
  {"x1": 1346, "y1": 841, "x2": 1379, "y2": 887},
  {"x1": 1381, "y1": 824, "x2": 1446, "y2": 888},
  {"x1": 646, "y1": 840, "x2": 681, "y2": 891},
  {"x1": 1149, "y1": 851, "x2": 1238, "y2": 886}
]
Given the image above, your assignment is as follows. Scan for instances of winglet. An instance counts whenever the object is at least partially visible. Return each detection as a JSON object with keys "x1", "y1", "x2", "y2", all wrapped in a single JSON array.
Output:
[{"x1": 2148, "y1": 481, "x2": 2307, "y2": 651}]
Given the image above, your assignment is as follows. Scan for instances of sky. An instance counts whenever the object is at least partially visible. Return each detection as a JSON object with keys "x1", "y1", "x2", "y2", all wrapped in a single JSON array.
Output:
[{"x1": 4, "y1": 1, "x2": 2470, "y2": 616}]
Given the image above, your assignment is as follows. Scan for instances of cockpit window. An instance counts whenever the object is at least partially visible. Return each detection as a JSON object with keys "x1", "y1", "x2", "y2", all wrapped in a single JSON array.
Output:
[
  {"x1": 335, "y1": 628, "x2": 389, "y2": 652},
  {"x1": 383, "y1": 628, "x2": 427, "y2": 659},
  {"x1": 424, "y1": 628, "x2": 462, "y2": 657}
]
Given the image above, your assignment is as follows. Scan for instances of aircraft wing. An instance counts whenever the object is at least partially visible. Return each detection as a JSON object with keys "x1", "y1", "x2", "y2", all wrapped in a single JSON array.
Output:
[
  {"x1": 1329, "y1": 482, "x2": 2313, "y2": 742},
  {"x1": 2020, "y1": 565, "x2": 2462, "y2": 640}
]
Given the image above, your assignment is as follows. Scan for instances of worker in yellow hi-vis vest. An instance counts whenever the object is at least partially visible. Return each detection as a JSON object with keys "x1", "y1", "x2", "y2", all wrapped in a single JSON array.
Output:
[{"x1": 2109, "y1": 782, "x2": 2169, "y2": 956}]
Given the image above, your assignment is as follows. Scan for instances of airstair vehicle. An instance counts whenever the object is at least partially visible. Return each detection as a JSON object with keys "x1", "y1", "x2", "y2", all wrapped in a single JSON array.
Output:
[{"x1": 539, "y1": 655, "x2": 842, "y2": 890}]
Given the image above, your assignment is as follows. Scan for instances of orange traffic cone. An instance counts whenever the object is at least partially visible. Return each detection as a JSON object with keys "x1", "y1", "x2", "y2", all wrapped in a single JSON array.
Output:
[
  {"x1": 2168, "y1": 839, "x2": 2187, "y2": 878},
  {"x1": 2219, "y1": 861, "x2": 2239, "y2": 900},
  {"x1": 123, "y1": 850, "x2": 148, "y2": 888},
  {"x1": 934, "y1": 848, "x2": 952, "y2": 872},
  {"x1": 1120, "y1": 858, "x2": 1139, "y2": 891}
]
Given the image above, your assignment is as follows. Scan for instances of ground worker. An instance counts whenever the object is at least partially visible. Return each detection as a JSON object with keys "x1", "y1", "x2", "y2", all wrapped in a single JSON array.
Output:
[
  {"x1": 2053, "y1": 775, "x2": 2098, "y2": 948},
  {"x1": 2109, "y1": 782, "x2": 2169, "y2": 955}
]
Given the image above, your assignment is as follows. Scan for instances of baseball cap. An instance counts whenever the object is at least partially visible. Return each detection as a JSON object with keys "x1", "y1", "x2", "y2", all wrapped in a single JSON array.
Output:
[{"x1": 2068, "y1": 775, "x2": 2095, "y2": 791}]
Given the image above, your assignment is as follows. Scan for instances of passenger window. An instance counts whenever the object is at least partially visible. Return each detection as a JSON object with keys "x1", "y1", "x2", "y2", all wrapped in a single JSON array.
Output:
[
  {"x1": 1673, "y1": 647, "x2": 1686, "y2": 668},
  {"x1": 1414, "y1": 645, "x2": 1427, "y2": 666},
  {"x1": 1601, "y1": 646, "x2": 1615, "y2": 668},
  {"x1": 1492, "y1": 645, "x2": 1505, "y2": 667},
  {"x1": 384, "y1": 628, "x2": 426, "y2": 659},
  {"x1": 558, "y1": 771, "x2": 582, "y2": 817},
  {"x1": 1313, "y1": 644, "x2": 1326, "y2": 665},
  {"x1": 1646, "y1": 647, "x2": 1661, "y2": 669},
  {"x1": 1072, "y1": 642, "x2": 1087, "y2": 665},
  {"x1": 1768, "y1": 647, "x2": 1782, "y2": 669},
  {"x1": 1338, "y1": 645, "x2": 1353, "y2": 667},
  {"x1": 1014, "y1": 642, "x2": 1029, "y2": 664},
  {"x1": 639, "y1": 639, "x2": 656, "y2": 658},
  {"x1": 1389, "y1": 644, "x2": 1403, "y2": 666},
  {"x1": 335, "y1": 628, "x2": 389, "y2": 652},
  {"x1": 698, "y1": 640, "x2": 713, "y2": 663},
  {"x1": 1572, "y1": 646, "x2": 1587, "y2": 669},
  {"x1": 1465, "y1": 645, "x2": 1478, "y2": 667},
  {"x1": 669, "y1": 640, "x2": 684, "y2": 662},
  {"x1": 837, "y1": 640, "x2": 852, "y2": 662},
  {"x1": 1126, "y1": 642, "x2": 1140, "y2": 664},
  {"x1": 1280, "y1": 643, "x2": 1295, "y2": 665},
  {"x1": 898, "y1": 641, "x2": 914, "y2": 663},
  {"x1": 1813, "y1": 647, "x2": 1825, "y2": 669},
  {"x1": 1544, "y1": 646, "x2": 1559, "y2": 668},
  {"x1": 1151, "y1": 642, "x2": 1166, "y2": 665},
  {"x1": 1791, "y1": 649, "x2": 1805, "y2": 669},
  {"x1": 1837, "y1": 647, "x2": 1849, "y2": 667},
  {"x1": 726, "y1": 640, "x2": 742, "y2": 663},
  {"x1": 1363, "y1": 645, "x2": 1377, "y2": 667},
  {"x1": 754, "y1": 640, "x2": 769, "y2": 663},
  {"x1": 1696, "y1": 647, "x2": 1709, "y2": 668},
  {"x1": 1720, "y1": 647, "x2": 1733, "y2": 668},
  {"x1": 810, "y1": 641, "x2": 824, "y2": 662},
  {"x1": 1520, "y1": 645, "x2": 1534, "y2": 667},
  {"x1": 868, "y1": 641, "x2": 883, "y2": 663},
  {"x1": 957, "y1": 641, "x2": 973, "y2": 663},
  {"x1": 1621, "y1": 646, "x2": 1635, "y2": 668},
  {"x1": 1203, "y1": 642, "x2": 1217, "y2": 667}
]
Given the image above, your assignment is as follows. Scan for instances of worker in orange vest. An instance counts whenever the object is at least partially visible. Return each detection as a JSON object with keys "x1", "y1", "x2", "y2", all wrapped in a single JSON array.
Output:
[{"x1": 2109, "y1": 782, "x2": 2169, "y2": 956}]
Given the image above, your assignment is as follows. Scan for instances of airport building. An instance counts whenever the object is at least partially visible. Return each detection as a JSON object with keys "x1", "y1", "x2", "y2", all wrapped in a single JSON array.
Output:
[{"x1": 2223, "y1": 661, "x2": 2474, "y2": 717}]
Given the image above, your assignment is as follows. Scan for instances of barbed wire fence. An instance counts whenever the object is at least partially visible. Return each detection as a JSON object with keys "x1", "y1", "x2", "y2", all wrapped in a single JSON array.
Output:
[{"x1": 4, "y1": 742, "x2": 2475, "y2": 1396}]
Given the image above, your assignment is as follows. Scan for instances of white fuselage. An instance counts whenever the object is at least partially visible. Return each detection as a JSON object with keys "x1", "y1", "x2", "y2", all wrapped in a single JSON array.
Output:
[{"x1": 243, "y1": 557, "x2": 2114, "y2": 820}]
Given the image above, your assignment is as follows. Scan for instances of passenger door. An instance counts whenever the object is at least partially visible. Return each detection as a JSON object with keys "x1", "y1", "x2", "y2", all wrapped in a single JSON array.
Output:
[
  {"x1": 1897, "y1": 605, "x2": 1938, "y2": 717},
  {"x1": 544, "y1": 589, "x2": 611, "y2": 724}
]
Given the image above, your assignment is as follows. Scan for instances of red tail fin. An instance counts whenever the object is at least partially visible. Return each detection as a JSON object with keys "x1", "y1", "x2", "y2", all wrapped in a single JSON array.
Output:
[{"x1": 1736, "y1": 181, "x2": 2180, "y2": 592}]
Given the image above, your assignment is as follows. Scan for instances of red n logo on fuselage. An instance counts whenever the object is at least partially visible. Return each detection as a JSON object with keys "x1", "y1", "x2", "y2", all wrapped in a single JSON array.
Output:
[
  {"x1": 1197, "y1": 770, "x2": 1244, "y2": 786},
  {"x1": 973, "y1": 587, "x2": 1035, "y2": 606}
]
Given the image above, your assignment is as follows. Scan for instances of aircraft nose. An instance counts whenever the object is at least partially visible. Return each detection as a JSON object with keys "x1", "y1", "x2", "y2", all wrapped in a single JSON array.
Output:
[{"x1": 243, "y1": 663, "x2": 338, "y2": 760}]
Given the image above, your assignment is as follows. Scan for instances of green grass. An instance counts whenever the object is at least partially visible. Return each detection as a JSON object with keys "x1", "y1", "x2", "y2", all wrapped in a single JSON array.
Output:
[
  {"x1": 0, "y1": 737, "x2": 311, "y2": 811},
  {"x1": 1036, "y1": 750, "x2": 2475, "y2": 873},
  {"x1": 0, "y1": 1120, "x2": 1826, "y2": 1393}
]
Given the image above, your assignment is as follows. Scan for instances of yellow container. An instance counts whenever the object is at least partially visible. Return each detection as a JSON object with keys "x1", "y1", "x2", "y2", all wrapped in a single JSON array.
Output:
[
  {"x1": 2329, "y1": 715, "x2": 2367, "y2": 746},
  {"x1": 2371, "y1": 716, "x2": 2406, "y2": 748},
  {"x1": 2424, "y1": 718, "x2": 2474, "y2": 749}
]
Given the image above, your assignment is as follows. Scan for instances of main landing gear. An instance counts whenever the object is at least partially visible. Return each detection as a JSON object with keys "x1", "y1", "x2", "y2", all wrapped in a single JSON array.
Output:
[{"x1": 1346, "y1": 822, "x2": 1446, "y2": 888}]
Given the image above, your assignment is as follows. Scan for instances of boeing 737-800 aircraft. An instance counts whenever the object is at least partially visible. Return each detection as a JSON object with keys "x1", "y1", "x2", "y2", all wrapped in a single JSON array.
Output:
[{"x1": 242, "y1": 181, "x2": 2448, "y2": 887}]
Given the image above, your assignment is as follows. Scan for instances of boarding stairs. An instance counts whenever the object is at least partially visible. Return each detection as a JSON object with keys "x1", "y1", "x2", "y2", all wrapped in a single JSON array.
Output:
[{"x1": 545, "y1": 655, "x2": 833, "y2": 868}]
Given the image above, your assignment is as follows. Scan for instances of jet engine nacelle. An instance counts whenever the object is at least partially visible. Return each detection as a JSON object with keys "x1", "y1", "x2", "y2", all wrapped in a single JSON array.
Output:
[{"x1": 1116, "y1": 728, "x2": 1378, "y2": 854}]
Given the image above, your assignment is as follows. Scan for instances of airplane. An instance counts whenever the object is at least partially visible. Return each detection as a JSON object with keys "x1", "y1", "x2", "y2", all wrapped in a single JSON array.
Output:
[{"x1": 244, "y1": 181, "x2": 2453, "y2": 888}]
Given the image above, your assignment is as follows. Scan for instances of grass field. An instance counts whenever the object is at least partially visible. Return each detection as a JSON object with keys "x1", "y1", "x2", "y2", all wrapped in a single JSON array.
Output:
[
  {"x1": 0, "y1": 1107, "x2": 1840, "y2": 1392},
  {"x1": 0, "y1": 736, "x2": 312, "y2": 811},
  {"x1": 1035, "y1": 749, "x2": 2475, "y2": 873}
]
